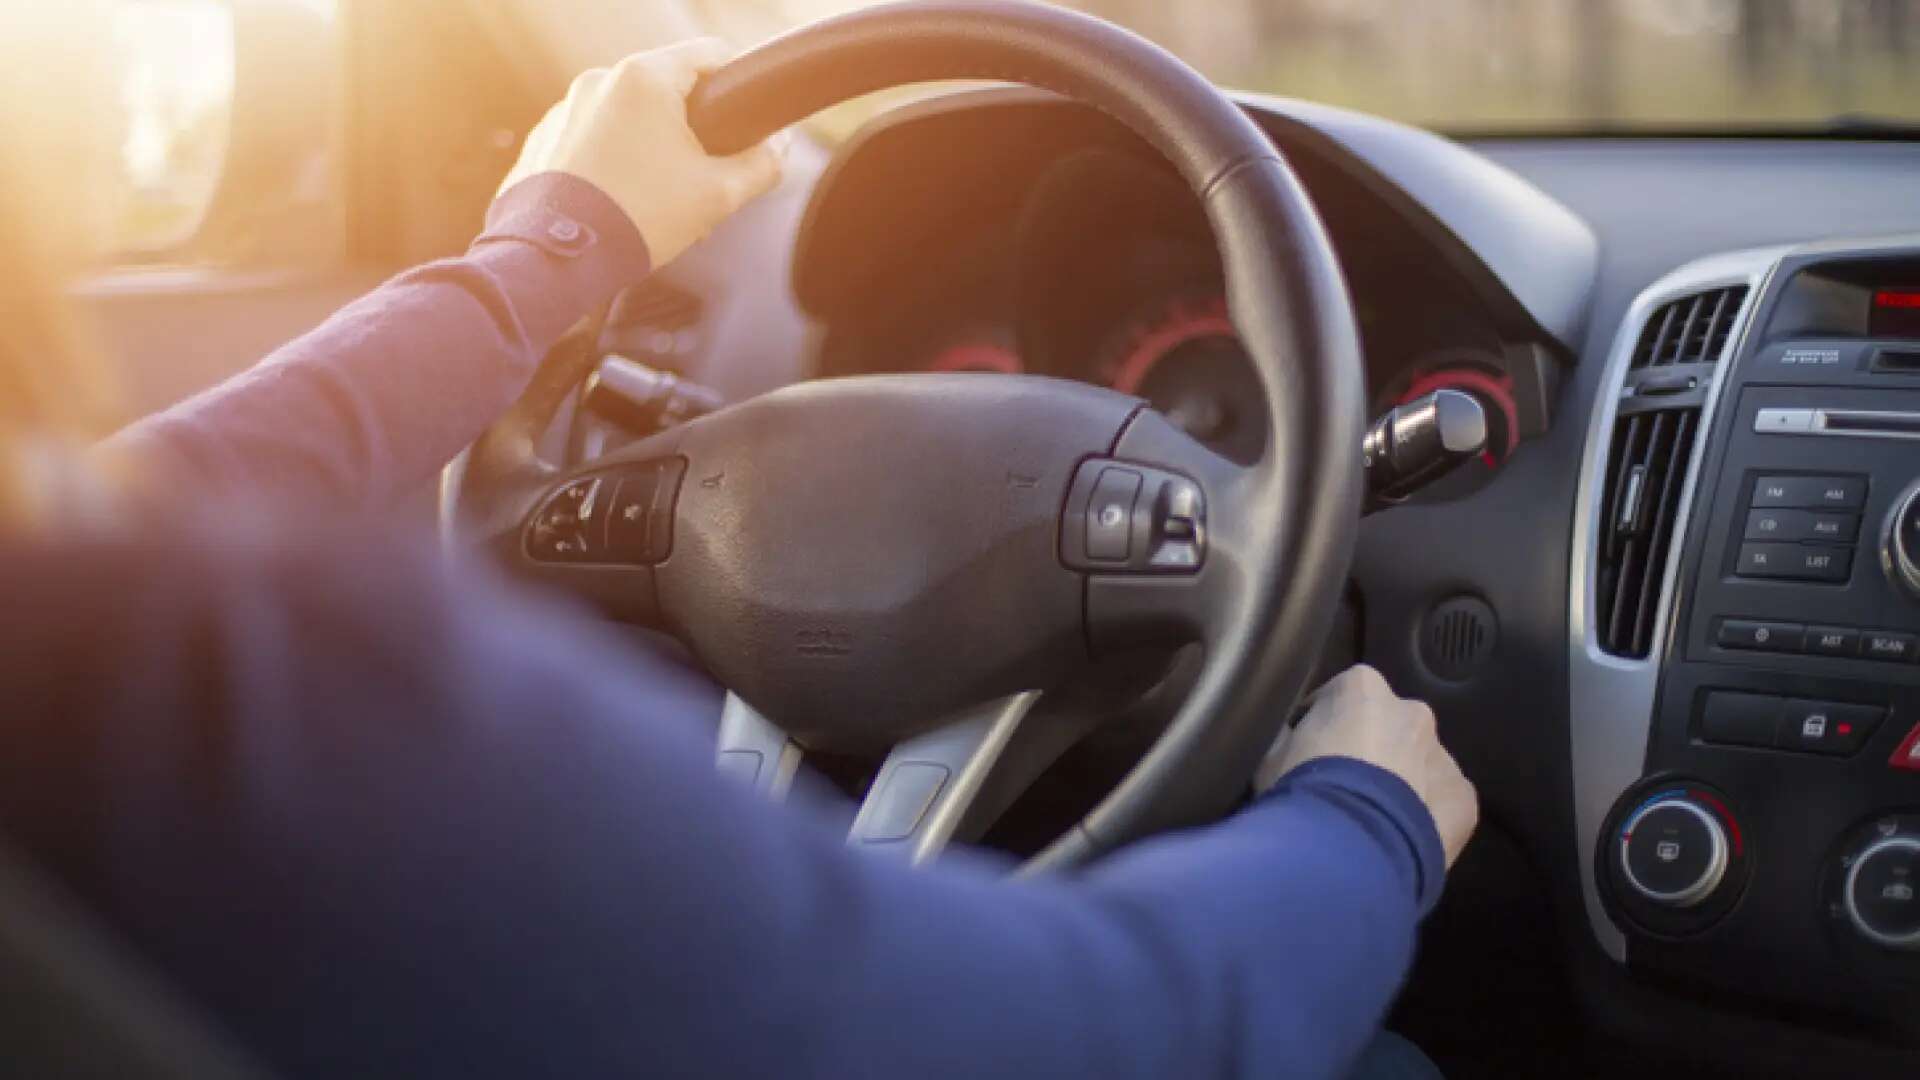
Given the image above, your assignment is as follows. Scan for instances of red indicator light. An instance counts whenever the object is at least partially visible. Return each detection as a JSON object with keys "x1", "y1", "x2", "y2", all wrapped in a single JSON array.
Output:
[
  {"x1": 1839, "y1": 722, "x2": 1854, "y2": 736},
  {"x1": 1876, "y1": 289, "x2": 1920, "y2": 310}
]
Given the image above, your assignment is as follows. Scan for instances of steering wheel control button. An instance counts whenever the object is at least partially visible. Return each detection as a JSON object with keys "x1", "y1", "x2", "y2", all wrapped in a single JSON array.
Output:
[
  {"x1": 1776, "y1": 699, "x2": 1885, "y2": 756},
  {"x1": 1750, "y1": 474, "x2": 1867, "y2": 510},
  {"x1": 1735, "y1": 542, "x2": 1853, "y2": 582},
  {"x1": 524, "y1": 459, "x2": 686, "y2": 567},
  {"x1": 527, "y1": 477, "x2": 602, "y2": 562},
  {"x1": 1714, "y1": 618, "x2": 1803, "y2": 653},
  {"x1": 1147, "y1": 477, "x2": 1206, "y2": 569},
  {"x1": 1085, "y1": 467, "x2": 1143, "y2": 562},
  {"x1": 1845, "y1": 837, "x2": 1920, "y2": 950},
  {"x1": 1619, "y1": 796, "x2": 1730, "y2": 909},
  {"x1": 1061, "y1": 459, "x2": 1206, "y2": 574},
  {"x1": 1700, "y1": 691, "x2": 1784, "y2": 749}
]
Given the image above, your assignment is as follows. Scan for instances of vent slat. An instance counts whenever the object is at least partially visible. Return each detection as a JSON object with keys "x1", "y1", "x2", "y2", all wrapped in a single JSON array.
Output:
[
  {"x1": 1631, "y1": 410, "x2": 1696, "y2": 655},
  {"x1": 1629, "y1": 286, "x2": 1749, "y2": 370},
  {"x1": 1597, "y1": 285, "x2": 1749, "y2": 658}
]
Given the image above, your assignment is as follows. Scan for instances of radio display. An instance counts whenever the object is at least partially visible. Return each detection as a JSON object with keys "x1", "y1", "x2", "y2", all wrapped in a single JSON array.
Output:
[{"x1": 1872, "y1": 288, "x2": 1920, "y2": 339}]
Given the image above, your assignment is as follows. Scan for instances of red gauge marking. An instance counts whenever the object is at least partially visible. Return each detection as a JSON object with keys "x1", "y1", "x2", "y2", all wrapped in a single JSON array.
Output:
[
  {"x1": 926, "y1": 342, "x2": 1022, "y2": 375},
  {"x1": 1397, "y1": 365, "x2": 1522, "y2": 462},
  {"x1": 1110, "y1": 296, "x2": 1235, "y2": 395}
]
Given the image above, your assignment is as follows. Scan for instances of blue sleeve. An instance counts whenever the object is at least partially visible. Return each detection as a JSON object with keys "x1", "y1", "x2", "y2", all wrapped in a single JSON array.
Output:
[
  {"x1": 96, "y1": 173, "x2": 650, "y2": 513},
  {"x1": 0, "y1": 528, "x2": 1443, "y2": 1080}
]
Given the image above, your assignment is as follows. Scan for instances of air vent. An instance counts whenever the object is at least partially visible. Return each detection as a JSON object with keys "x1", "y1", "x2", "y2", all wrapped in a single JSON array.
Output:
[
  {"x1": 1594, "y1": 286, "x2": 1749, "y2": 658},
  {"x1": 1630, "y1": 286, "x2": 1748, "y2": 369},
  {"x1": 1595, "y1": 407, "x2": 1698, "y2": 656}
]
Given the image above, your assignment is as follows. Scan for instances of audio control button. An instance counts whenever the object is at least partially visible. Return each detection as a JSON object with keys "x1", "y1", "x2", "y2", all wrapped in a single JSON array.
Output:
[
  {"x1": 1751, "y1": 475, "x2": 1866, "y2": 510},
  {"x1": 1736, "y1": 542, "x2": 1852, "y2": 582},
  {"x1": 1715, "y1": 618, "x2": 1803, "y2": 652},
  {"x1": 1862, "y1": 631, "x2": 1918, "y2": 663},
  {"x1": 1806, "y1": 626, "x2": 1861, "y2": 656}
]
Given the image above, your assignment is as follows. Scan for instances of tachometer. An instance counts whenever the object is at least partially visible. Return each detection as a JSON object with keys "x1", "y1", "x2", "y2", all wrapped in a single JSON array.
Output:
[{"x1": 1103, "y1": 295, "x2": 1266, "y2": 465}]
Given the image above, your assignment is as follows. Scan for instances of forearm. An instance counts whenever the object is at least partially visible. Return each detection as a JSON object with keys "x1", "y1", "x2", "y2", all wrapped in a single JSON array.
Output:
[
  {"x1": 0, "y1": 527, "x2": 1439, "y2": 1079},
  {"x1": 96, "y1": 174, "x2": 649, "y2": 514},
  {"x1": 758, "y1": 760, "x2": 1437, "y2": 1080}
]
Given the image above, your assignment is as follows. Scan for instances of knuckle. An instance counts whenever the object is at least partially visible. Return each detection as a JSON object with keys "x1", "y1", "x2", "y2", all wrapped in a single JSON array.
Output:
[{"x1": 567, "y1": 66, "x2": 607, "y2": 99}]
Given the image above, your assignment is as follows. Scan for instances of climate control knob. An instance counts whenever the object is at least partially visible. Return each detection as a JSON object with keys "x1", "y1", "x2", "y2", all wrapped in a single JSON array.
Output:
[
  {"x1": 1844, "y1": 835, "x2": 1920, "y2": 950},
  {"x1": 1618, "y1": 794, "x2": 1730, "y2": 908}
]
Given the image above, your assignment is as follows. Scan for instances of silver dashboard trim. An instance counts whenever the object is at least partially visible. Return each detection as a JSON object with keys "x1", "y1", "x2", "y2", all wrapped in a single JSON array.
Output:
[{"x1": 1567, "y1": 247, "x2": 1786, "y2": 962}]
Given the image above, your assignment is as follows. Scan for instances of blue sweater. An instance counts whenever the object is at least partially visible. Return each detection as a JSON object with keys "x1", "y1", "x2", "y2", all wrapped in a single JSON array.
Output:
[{"x1": 0, "y1": 175, "x2": 1446, "y2": 1078}]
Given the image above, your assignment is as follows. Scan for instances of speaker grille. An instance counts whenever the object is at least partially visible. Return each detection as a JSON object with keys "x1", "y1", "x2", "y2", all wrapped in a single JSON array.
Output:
[{"x1": 1422, "y1": 596, "x2": 1498, "y2": 682}]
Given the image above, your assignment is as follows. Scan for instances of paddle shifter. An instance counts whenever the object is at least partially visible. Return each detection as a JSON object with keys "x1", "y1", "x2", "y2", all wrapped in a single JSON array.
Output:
[{"x1": 1363, "y1": 389, "x2": 1489, "y2": 509}]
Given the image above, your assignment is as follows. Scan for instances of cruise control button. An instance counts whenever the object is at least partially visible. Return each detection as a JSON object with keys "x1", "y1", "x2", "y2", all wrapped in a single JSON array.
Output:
[
  {"x1": 1700, "y1": 692, "x2": 1783, "y2": 748},
  {"x1": 1805, "y1": 626, "x2": 1861, "y2": 657},
  {"x1": 606, "y1": 470, "x2": 660, "y2": 563},
  {"x1": 1736, "y1": 543, "x2": 1853, "y2": 582},
  {"x1": 1863, "y1": 632, "x2": 1919, "y2": 663},
  {"x1": 1715, "y1": 619, "x2": 1803, "y2": 652},
  {"x1": 1085, "y1": 468, "x2": 1143, "y2": 562},
  {"x1": 1778, "y1": 700, "x2": 1886, "y2": 755},
  {"x1": 1751, "y1": 475, "x2": 1866, "y2": 510}
]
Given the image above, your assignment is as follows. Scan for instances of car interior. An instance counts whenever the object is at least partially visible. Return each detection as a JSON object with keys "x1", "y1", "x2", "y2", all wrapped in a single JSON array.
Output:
[{"x1": 18, "y1": 0, "x2": 1920, "y2": 1075}]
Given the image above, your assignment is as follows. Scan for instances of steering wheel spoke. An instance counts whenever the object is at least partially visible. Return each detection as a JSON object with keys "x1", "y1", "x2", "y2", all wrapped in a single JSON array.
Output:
[
  {"x1": 451, "y1": 0, "x2": 1365, "y2": 869},
  {"x1": 846, "y1": 692, "x2": 1043, "y2": 862},
  {"x1": 715, "y1": 693, "x2": 803, "y2": 799}
]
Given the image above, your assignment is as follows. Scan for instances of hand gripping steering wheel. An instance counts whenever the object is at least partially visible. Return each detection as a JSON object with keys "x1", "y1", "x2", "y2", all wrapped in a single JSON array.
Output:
[{"x1": 443, "y1": 0, "x2": 1364, "y2": 870}]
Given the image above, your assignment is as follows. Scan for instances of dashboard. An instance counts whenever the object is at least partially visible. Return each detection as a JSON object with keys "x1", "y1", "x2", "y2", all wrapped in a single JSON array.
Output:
[
  {"x1": 795, "y1": 91, "x2": 1576, "y2": 482},
  {"x1": 621, "y1": 88, "x2": 1920, "y2": 1074}
]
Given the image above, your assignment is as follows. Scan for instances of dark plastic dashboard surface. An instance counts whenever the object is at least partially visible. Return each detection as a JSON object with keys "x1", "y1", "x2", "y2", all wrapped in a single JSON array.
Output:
[{"x1": 1389, "y1": 139, "x2": 1920, "y2": 1071}]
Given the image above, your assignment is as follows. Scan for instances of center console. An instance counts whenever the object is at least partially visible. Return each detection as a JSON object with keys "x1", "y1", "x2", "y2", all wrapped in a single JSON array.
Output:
[{"x1": 1572, "y1": 238, "x2": 1920, "y2": 1039}]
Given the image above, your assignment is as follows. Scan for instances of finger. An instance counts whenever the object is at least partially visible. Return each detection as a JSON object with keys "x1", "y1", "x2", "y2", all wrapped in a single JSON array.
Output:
[
  {"x1": 644, "y1": 36, "x2": 736, "y2": 97},
  {"x1": 715, "y1": 138, "x2": 784, "y2": 211}
]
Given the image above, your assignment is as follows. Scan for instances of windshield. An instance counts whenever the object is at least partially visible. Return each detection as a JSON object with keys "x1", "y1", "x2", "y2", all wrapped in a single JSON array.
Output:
[{"x1": 692, "y1": 0, "x2": 1920, "y2": 133}]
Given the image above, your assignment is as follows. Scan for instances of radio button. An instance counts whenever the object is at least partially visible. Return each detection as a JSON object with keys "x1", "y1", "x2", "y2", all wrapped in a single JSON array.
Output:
[
  {"x1": 1743, "y1": 509, "x2": 1859, "y2": 542},
  {"x1": 1751, "y1": 475, "x2": 1866, "y2": 510},
  {"x1": 1736, "y1": 543, "x2": 1852, "y2": 582},
  {"x1": 1862, "y1": 631, "x2": 1918, "y2": 663},
  {"x1": 1805, "y1": 626, "x2": 1861, "y2": 657},
  {"x1": 1715, "y1": 618, "x2": 1803, "y2": 652}
]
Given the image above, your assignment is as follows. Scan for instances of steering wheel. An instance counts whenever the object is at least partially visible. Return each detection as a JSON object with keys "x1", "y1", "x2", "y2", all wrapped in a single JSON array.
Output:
[{"x1": 442, "y1": 0, "x2": 1364, "y2": 871}]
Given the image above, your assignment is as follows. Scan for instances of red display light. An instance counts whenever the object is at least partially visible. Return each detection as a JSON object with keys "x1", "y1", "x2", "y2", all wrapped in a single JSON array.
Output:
[{"x1": 1873, "y1": 288, "x2": 1920, "y2": 339}]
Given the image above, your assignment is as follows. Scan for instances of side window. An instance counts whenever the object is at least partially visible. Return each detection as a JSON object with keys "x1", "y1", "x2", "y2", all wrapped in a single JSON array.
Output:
[{"x1": 107, "y1": 0, "x2": 342, "y2": 266}]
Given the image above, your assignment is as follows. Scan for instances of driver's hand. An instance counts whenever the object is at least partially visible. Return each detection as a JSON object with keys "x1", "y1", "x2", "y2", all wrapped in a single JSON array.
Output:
[
  {"x1": 499, "y1": 38, "x2": 785, "y2": 268},
  {"x1": 1255, "y1": 665, "x2": 1478, "y2": 868}
]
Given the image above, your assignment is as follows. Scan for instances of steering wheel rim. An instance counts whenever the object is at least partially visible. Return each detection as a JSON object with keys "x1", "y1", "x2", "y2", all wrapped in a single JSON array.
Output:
[{"x1": 445, "y1": 0, "x2": 1364, "y2": 870}]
